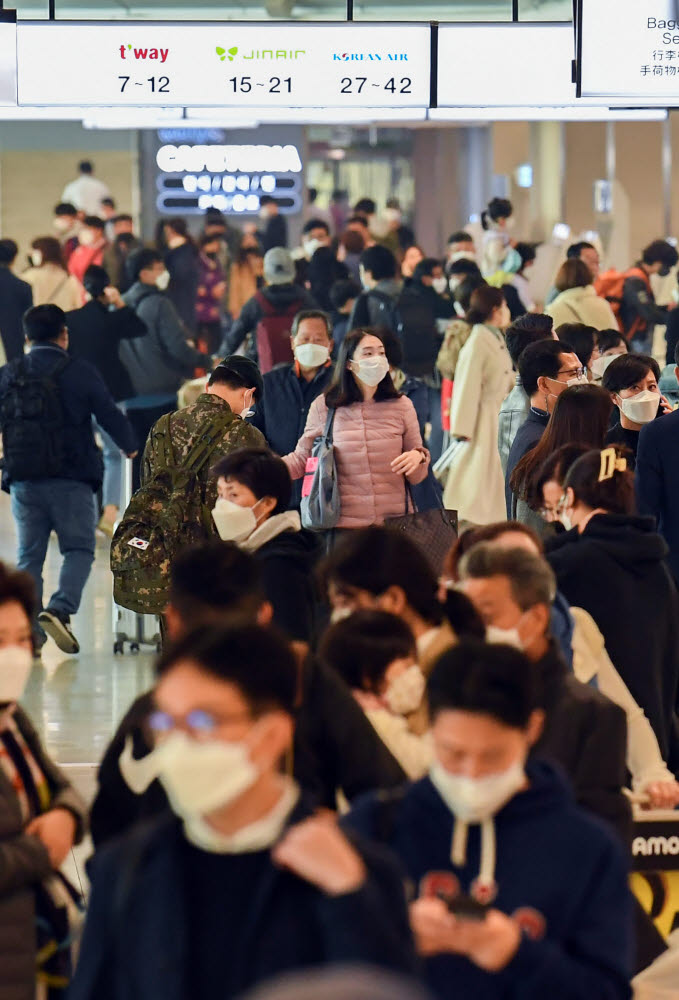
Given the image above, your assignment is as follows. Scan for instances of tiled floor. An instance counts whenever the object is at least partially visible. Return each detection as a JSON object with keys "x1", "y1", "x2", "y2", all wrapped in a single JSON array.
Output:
[{"x1": 0, "y1": 491, "x2": 155, "y2": 884}]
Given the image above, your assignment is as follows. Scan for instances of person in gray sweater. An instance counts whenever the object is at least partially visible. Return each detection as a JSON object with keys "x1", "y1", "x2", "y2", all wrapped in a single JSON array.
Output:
[{"x1": 121, "y1": 248, "x2": 212, "y2": 488}]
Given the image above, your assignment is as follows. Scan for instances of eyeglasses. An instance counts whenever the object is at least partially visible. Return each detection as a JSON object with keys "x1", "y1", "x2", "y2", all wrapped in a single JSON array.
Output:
[
  {"x1": 538, "y1": 493, "x2": 568, "y2": 523},
  {"x1": 555, "y1": 366, "x2": 586, "y2": 380},
  {"x1": 147, "y1": 708, "x2": 252, "y2": 742}
]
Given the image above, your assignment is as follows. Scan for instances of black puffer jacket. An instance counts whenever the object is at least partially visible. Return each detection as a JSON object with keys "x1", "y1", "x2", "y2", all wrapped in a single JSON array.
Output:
[
  {"x1": 546, "y1": 514, "x2": 679, "y2": 772},
  {"x1": 0, "y1": 708, "x2": 87, "y2": 1000}
]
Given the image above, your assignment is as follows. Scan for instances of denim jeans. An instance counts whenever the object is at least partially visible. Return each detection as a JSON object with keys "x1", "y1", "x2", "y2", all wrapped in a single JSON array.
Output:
[
  {"x1": 95, "y1": 403, "x2": 126, "y2": 510},
  {"x1": 10, "y1": 478, "x2": 96, "y2": 618}
]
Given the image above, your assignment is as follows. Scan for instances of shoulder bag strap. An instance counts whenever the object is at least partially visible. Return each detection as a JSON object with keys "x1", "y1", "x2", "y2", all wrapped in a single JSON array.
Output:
[
  {"x1": 154, "y1": 412, "x2": 175, "y2": 470},
  {"x1": 323, "y1": 406, "x2": 336, "y2": 444},
  {"x1": 45, "y1": 275, "x2": 70, "y2": 305}
]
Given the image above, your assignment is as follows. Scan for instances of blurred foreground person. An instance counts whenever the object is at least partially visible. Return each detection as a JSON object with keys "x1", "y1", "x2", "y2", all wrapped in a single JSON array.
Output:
[
  {"x1": 0, "y1": 562, "x2": 87, "y2": 998},
  {"x1": 346, "y1": 641, "x2": 633, "y2": 1000},
  {"x1": 240, "y1": 964, "x2": 433, "y2": 1000},
  {"x1": 91, "y1": 542, "x2": 406, "y2": 848},
  {"x1": 72, "y1": 625, "x2": 414, "y2": 1000}
]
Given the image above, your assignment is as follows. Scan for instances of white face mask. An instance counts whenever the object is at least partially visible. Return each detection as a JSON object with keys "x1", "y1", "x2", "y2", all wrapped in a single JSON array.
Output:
[
  {"x1": 330, "y1": 606, "x2": 353, "y2": 625},
  {"x1": 0, "y1": 645, "x2": 32, "y2": 704},
  {"x1": 620, "y1": 389, "x2": 660, "y2": 425},
  {"x1": 53, "y1": 217, "x2": 71, "y2": 234},
  {"x1": 303, "y1": 238, "x2": 323, "y2": 259},
  {"x1": 240, "y1": 390, "x2": 255, "y2": 420},
  {"x1": 590, "y1": 354, "x2": 617, "y2": 381},
  {"x1": 30, "y1": 250, "x2": 43, "y2": 267},
  {"x1": 119, "y1": 731, "x2": 258, "y2": 818},
  {"x1": 432, "y1": 276, "x2": 448, "y2": 295},
  {"x1": 383, "y1": 208, "x2": 401, "y2": 224},
  {"x1": 384, "y1": 665, "x2": 426, "y2": 716},
  {"x1": 155, "y1": 269, "x2": 170, "y2": 291},
  {"x1": 352, "y1": 356, "x2": 390, "y2": 387},
  {"x1": 294, "y1": 343, "x2": 330, "y2": 369},
  {"x1": 566, "y1": 373, "x2": 589, "y2": 387},
  {"x1": 559, "y1": 512, "x2": 573, "y2": 531},
  {"x1": 429, "y1": 757, "x2": 526, "y2": 823},
  {"x1": 212, "y1": 497, "x2": 258, "y2": 542},
  {"x1": 485, "y1": 624, "x2": 523, "y2": 650},
  {"x1": 449, "y1": 250, "x2": 476, "y2": 264},
  {"x1": 79, "y1": 229, "x2": 95, "y2": 247}
]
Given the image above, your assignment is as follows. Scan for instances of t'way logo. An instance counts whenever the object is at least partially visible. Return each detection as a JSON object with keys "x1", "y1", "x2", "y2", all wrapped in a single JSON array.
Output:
[{"x1": 119, "y1": 44, "x2": 169, "y2": 63}]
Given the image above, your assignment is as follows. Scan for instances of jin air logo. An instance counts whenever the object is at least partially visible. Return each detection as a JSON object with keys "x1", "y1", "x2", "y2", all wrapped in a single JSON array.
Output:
[
  {"x1": 215, "y1": 44, "x2": 305, "y2": 61},
  {"x1": 216, "y1": 46, "x2": 239, "y2": 62}
]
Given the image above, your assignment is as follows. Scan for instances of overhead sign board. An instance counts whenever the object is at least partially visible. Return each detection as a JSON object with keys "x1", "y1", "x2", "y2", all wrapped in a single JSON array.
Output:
[
  {"x1": 17, "y1": 21, "x2": 431, "y2": 108},
  {"x1": 0, "y1": 14, "x2": 17, "y2": 107},
  {"x1": 578, "y1": 0, "x2": 679, "y2": 102},
  {"x1": 438, "y1": 24, "x2": 576, "y2": 107}
]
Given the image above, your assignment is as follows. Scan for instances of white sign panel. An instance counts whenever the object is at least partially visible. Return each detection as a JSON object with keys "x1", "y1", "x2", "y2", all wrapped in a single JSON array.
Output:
[
  {"x1": 437, "y1": 24, "x2": 575, "y2": 107},
  {"x1": 579, "y1": 0, "x2": 679, "y2": 101},
  {"x1": 0, "y1": 18, "x2": 17, "y2": 106},
  {"x1": 17, "y1": 22, "x2": 431, "y2": 108}
]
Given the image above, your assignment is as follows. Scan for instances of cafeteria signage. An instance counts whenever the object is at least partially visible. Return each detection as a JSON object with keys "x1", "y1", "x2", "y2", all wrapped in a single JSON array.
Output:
[{"x1": 17, "y1": 21, "x2": 431, "y2": 108}]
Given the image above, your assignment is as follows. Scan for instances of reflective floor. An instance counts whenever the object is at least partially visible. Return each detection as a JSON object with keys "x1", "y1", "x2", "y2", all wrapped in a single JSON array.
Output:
[{"x1": 0, "y1": 490, "x2": 155, "y2": 792}]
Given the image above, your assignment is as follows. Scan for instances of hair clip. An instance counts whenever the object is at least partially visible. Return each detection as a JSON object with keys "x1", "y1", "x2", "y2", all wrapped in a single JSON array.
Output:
[{"x1": 598, "y1": 448, "x2": 627, "y2": 482}]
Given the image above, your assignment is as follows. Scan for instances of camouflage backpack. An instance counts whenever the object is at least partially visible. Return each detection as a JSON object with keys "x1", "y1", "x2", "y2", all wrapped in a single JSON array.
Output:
[{"x1": 111, "y1": 410, "x2": 231, "y2": 614}]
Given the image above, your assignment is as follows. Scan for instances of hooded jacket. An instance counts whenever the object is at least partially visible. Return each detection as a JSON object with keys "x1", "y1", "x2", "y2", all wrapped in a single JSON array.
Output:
[
  {"x1": 221, "y1": 283, "x2": 317, "y2": 359},
  {"x1": 546, "y1": 514, "x2": 679, "y2": 771},
  {"x1": 121, "y1": 282, "x2": 209, "y2": 398},
  {"x1": 345, "y1": 759, "x2": 632, "y2": 1000}
]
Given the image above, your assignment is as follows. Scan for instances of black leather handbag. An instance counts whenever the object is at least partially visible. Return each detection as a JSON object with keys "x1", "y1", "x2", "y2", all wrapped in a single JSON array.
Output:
[{"x1": 385, "y1": 481, "x2": 458, "y2": 575}]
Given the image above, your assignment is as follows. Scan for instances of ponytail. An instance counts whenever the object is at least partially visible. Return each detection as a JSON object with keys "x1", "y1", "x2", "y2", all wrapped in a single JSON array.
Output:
[{"x1": 564, "y1": 446, "x2": 635, "y2": 515}]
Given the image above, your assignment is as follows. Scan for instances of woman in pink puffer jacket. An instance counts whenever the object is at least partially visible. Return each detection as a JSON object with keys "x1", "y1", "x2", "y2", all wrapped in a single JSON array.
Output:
[{"x1": 284, "y1": 328, "x2": 430, "y2": 529}]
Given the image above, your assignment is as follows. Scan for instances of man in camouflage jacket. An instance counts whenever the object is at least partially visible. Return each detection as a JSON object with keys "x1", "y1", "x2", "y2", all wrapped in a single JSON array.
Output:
[{"x1": 142, "y1": 356, "x2": 266, "y2": 516}]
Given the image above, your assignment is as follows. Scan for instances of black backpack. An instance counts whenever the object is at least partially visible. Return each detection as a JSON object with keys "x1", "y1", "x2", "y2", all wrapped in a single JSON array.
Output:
[
  {"x1": 395, "y1": 286, "x2": 439, "y2": 379},
  {"x1": 0, "y1": 355, "x2": 71, "y2": 481}
]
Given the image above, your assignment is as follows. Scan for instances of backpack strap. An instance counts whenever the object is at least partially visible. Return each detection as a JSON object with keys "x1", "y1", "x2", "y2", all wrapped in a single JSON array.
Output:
[{"x1": 183, "y1": 410, "x2": 234, "y2": 474}]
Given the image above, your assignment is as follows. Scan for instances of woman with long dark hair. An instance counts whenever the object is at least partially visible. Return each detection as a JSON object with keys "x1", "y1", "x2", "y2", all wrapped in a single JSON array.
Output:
[
  {"x1": 508, "y1": 383, "x2": 612, "y2": 527},
  {"x1": 440, "y1": 285, "x2": 513, "y2": 526},
  {"x1": 283, "y1": 327, "x2": 430, "y2": 529},
  {"x1": 546, "y1": 446, "x2": 679, "y2": 772}
]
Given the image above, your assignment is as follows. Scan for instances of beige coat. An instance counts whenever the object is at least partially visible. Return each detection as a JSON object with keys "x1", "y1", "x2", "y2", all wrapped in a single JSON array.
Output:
[
  {"x1": 22, "y1": 263, "x2": 83, "y2": 312},
  {"x1": 442, "y1": 324, "x2": 513, "y2": 525},
  {"x1": 546, "y1": 284, "x2": 618, "y2": 332}
]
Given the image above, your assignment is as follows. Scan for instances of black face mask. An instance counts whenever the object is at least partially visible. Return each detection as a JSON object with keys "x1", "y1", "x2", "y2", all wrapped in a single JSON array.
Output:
[
  {"x1": 659, "y1": 266, "x2": 671, "y2": 278},
  {"x1": 206, "y1": 252, "x2": 219, "y2": 261}
]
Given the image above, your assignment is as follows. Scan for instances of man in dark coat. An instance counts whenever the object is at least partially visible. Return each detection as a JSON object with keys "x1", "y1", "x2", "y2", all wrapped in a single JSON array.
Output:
[
  {"x1": 636, "y1": 346, "x2": 679, "y2": 583},
  {"x1": 505, "y1": 338, "x2": 582, "y2": 516},
  {"x1": 458, "y1": 543, "x2": 631, "y2": 841},
  {"x1": 66, "y1": 264, "x2": 147, "y2": 404},
  {"x1": 250, "y1": 309, "x2": 333, "y2": 508},
  {"x1": 0, "y1": 239, "x2": 33, "y2": 362},
  {"x1": 73, "y1": 625, "x2": 414, "y2": 1000},
  {"x1": 258, "y1": 194, "x2": 288, "y2": 252},
  {"x1": 0, "y1": 305, "x2": 136, "y2": 655},
  {"x1": 90, "y1": 541, "x2": 406, "y2": 849}
]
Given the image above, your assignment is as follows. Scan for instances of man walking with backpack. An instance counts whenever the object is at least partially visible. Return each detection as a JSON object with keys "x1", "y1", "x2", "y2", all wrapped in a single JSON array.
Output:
[
  {"x1": 111, "y1": 357, "x2": 265, "y2": 618},
  {"x1": 349, "y1": 245, "x2": 402, "y2": 332},
  {"x1": 0, "y1": 304, "x2": 137, "y2": 654},
  {"x1": 219, "y1": 248, "x2": 315, "y2": 372}
]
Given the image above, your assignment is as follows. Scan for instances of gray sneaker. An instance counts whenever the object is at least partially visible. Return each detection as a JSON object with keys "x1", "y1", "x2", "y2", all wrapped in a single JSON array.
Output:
[{"x1": 37, "y1": 610, "x2": 80, "y2": 655}]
